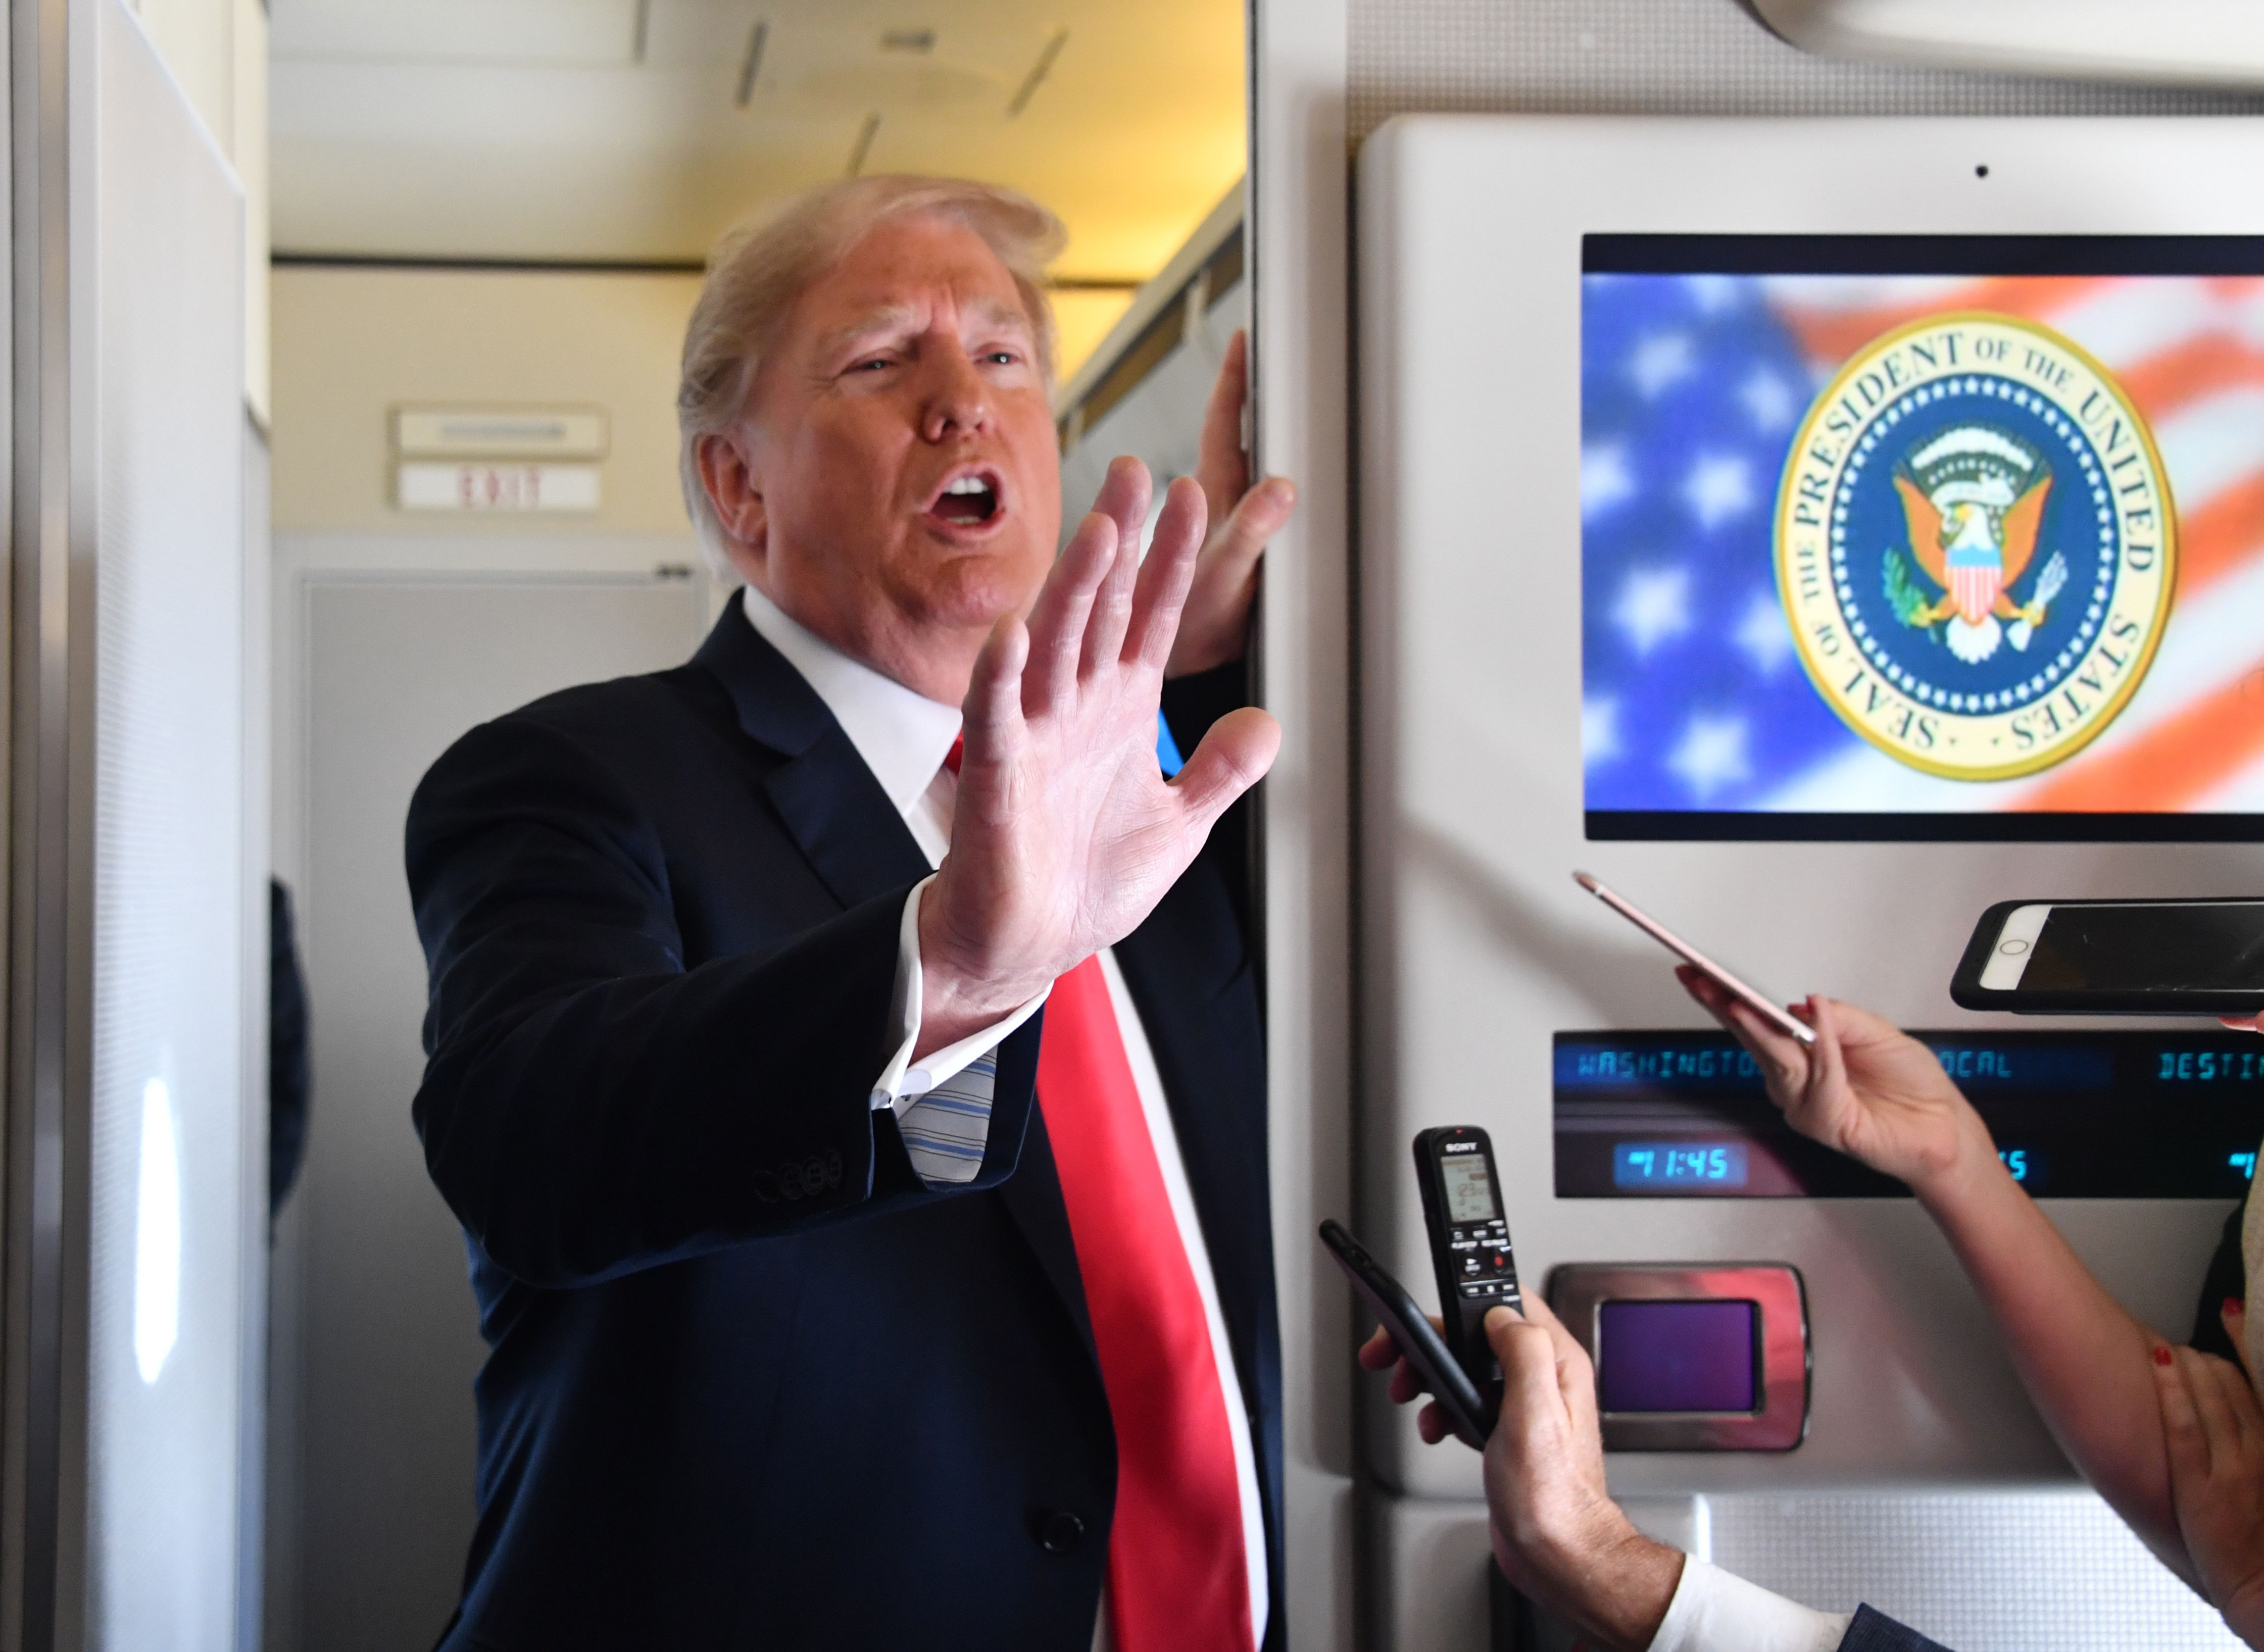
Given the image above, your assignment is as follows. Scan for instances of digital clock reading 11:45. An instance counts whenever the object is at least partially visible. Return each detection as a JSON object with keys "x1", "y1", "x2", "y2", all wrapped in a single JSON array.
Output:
[{"x1": 1612, "y1": 1142, "x2": 1749, "y2": 1191}]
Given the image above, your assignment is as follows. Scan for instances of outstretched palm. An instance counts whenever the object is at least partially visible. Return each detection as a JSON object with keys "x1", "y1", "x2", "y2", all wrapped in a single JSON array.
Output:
[
  {"x1": 1678, "y1": 970, "x2": 1985, "y2": 1191},
  {"x1": 917, "y1": 459, "x2": 1279, "y2": 1044}
]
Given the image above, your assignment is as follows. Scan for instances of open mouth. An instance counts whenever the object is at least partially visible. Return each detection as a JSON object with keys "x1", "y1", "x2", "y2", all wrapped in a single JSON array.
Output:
[{"x1": 927, "y1": 468, "x2": 1004, "y2": 527}]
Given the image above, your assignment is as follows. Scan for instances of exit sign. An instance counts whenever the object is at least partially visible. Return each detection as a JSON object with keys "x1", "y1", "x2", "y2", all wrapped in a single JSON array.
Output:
[{"x1": 397, "y1": 461, "x2": 601, "y2": 513}]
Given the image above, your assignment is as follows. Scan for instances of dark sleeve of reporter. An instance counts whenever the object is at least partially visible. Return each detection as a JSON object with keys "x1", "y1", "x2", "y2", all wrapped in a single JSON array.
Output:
[{"x1": 405, "y1": 714, "x2": 1038, "y2": 1290}]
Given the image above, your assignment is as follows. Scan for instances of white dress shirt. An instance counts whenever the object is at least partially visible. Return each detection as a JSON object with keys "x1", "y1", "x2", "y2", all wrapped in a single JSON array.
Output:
[
  {"x1": 1646, "y1": 1557, "x2": 1851, "y2": 1652},
  {"x1": 740, "y1": 587, "x2": 1269, "y2": 1649}
]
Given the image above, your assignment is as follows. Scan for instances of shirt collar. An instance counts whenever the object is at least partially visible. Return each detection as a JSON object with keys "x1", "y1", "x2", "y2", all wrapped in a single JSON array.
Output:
[{"x1": 739, "y1": 585, "x2": 963, "y2": 815}]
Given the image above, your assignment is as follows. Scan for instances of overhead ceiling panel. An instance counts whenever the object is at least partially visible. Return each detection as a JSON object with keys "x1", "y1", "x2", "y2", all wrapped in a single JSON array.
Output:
[
  {"x1": 268, "y1": 0, "x2": 1246, "y2": 283},
  {"x1": 272, "y1": 0, "x2": 641, "y2": 68}
]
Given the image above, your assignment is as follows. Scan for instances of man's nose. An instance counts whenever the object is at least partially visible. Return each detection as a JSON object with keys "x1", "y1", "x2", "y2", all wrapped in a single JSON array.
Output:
[{"x1": 918, "y1": 346, "x2": 992, "y2": 442}]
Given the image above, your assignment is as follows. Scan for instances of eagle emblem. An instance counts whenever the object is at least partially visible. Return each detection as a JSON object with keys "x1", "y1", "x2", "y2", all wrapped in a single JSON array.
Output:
[
  {"x1": 1772, "y1": 310, "x2": 2174, "y2": 783},
  {"x1": 1884, "y1": 424, "x2": 2069, "y2": 665}
]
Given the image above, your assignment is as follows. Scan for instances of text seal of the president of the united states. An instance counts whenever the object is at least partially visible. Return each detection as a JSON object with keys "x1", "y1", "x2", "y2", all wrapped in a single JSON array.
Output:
[{"x1": 1774, "y1": 310, "x2": 2175, "y2": 782}]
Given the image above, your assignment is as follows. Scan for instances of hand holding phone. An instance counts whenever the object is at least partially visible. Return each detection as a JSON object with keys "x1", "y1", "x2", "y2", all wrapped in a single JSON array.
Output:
[
  {"x1": 1685, "y1": 986, "x2": 1991, "y2": 1197},
  {"x1": 1325, "y1": 1219, "x2": 1493, "y2": 1448},
  {"x1": 1573, "y1": 871, "x2": 1815, "y2": 1046}
]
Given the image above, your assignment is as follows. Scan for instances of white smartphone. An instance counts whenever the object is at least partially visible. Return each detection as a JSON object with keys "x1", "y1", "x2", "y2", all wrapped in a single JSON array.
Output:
[
  {"x1": 1573, "y1": 871, "x2": 1817, "y2": 1047},
  {"x1": 1952, "y1": 897, "x2": 2264, "y2": 1016}
]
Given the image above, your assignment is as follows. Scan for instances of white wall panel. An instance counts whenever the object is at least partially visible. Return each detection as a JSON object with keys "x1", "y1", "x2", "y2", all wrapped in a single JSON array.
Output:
[{"x1": 88, "y1": 4, "x2": 250, "y2": 1648}]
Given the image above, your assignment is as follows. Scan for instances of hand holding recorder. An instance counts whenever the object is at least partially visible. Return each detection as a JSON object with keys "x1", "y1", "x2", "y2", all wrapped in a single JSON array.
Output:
[{"x1": 1355, "y1": 1294, "x2": 1684, "y2": 1650}]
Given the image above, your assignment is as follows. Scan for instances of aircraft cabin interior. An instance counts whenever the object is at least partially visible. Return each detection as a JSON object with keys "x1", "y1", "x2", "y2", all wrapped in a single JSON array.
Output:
[{"x1": 6, "y1": 1, "x2": 2264, "y2": 1649}]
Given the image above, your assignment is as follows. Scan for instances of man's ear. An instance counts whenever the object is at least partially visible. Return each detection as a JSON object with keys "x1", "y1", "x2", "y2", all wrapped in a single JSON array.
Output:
[{"x1": 696, "y1": 429, "x2": 769, "y2": 566}]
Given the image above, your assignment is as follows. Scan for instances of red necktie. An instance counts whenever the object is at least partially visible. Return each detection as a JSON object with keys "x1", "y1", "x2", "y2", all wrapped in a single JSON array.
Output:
[{"x1": 1038, "y1": 957, "x2": 1253, "y2": 1652}]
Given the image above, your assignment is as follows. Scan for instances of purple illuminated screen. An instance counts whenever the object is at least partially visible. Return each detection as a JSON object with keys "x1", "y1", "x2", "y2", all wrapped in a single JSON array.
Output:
[{"x1": 1597, "y1": 1299, "x2": 1758, "y2": 1414}]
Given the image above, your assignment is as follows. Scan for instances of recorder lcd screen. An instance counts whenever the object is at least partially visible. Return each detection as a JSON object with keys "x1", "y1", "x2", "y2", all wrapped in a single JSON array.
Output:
[
  {"x1": 1581, "y1": 235, "x2": 2264, "y2": 841},
  {"x1": 1439, "y1": 1155, "x2": 1499, "y2": 1222}
]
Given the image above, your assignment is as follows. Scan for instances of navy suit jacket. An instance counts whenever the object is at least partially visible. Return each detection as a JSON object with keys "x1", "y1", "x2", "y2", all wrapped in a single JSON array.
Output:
[{"x1": 406, "y1": 603, "x2": 1283, "y2": 1651}]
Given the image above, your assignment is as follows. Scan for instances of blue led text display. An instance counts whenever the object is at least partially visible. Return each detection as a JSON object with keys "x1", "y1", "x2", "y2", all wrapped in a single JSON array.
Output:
[
  {"x1": 1613, "y1": 1142, "x2": 1750, "y2": 1190},
  {"x1": 2159, "y1": 1049, "x2": 2264, "y2": 1085},
  {"x1": 1558, "y1": 1044, "x2": 1763, "y2": 1090}
]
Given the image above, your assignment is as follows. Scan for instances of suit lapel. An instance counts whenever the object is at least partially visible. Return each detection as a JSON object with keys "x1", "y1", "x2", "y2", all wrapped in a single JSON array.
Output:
[
  {"x1": 693, "y1": 599, "x2": 930, "y2": 907},
  {"x1": 991, "y1": 1093, "x2": 1101, "y2": 1367},
  {"x1": 693, "y1": 597, "x2": 1104, "y2": 1374}
]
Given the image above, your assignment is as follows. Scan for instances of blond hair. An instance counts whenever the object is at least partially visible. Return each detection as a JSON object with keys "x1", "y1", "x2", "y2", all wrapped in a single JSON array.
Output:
[{"x1": 676, "y1": 175, "x2": 1065, "y2": 568}]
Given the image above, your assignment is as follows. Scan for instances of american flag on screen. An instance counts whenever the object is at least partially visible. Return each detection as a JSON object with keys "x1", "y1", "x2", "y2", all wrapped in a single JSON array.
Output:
[{"x1": 1580, "y1": 272, "x2": 2264, "y2": 815}]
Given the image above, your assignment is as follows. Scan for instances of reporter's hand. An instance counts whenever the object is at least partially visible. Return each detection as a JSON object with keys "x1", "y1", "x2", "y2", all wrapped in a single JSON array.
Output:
[
  {"x1": 1676, "y1": 968, "x2": 1991, "y2": 1196},
  {"x1": 1358, "y1": 1300, "x2": 1681, "y2": 1651},
  {"x1": 1356, "y1": 1313, "x2": 1459, "y2": 1446},
  {"x1": 914, "y1": 458, "x2": 1281, "y2": 1054},
  {"x1": 2155, "y1": 1342, "x2": 2264, "y2": 1647},
  {"x1": 1480, "y1": 1298, "x2": 1683, "y2": 1652}
]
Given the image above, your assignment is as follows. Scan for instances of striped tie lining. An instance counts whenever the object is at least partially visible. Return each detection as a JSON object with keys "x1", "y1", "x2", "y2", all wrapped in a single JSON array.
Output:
[{"x1": 899, "y1": 1053, "x2": 998, "y2": 1185}]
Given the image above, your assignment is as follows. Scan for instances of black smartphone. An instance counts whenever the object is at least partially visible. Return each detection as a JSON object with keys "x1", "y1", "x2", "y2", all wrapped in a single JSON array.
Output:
[
  {"x1": 1411, "y1": 1126, "x2": 1522, "y2": 1404},
  {"x1": 1951, "y1": 897, "x2": 2264, "y2": 1016},
  {"x1": 1319, "y1": 1219, "x2": 1492, "y2": 1449}
]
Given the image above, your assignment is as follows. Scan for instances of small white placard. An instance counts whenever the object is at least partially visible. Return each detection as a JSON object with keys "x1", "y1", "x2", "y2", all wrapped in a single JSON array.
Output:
[
  {"x1": 393, "y1": 406, "x2": 609, "y2": 459},
  {"x1": 397, "y1": 462, "x2": 602, "y2": 513}
]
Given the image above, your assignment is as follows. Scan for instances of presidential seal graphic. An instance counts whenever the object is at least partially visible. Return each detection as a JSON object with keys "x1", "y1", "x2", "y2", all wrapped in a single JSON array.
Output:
[{"x1": 1774, "y1": 311, "x2": 2175, "y2": 782}]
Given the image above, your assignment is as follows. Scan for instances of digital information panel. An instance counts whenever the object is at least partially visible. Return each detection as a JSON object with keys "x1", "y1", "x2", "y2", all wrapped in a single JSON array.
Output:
[
  {"x1": 1580, "y1": 234, "x2": 2264, "y2": 841},
  {"x1": 1556, "y1": 1029, "x2": 2264, "y2": 1197}
]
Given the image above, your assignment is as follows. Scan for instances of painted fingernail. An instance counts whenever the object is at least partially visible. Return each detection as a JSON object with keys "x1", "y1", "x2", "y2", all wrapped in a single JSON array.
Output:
[
  {"x1": 2156, "y1": 1345, "x2": 2176, "y2": 1366},
  {"x1": 2229, "y1": 1297, "x2": 2246, "y2": 1317}
]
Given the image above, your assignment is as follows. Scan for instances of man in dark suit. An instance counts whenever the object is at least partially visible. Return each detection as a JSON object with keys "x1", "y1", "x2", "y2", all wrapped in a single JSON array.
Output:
[{"x1": 407, "y1": 175, "x2": 1295, "y2": 1651}]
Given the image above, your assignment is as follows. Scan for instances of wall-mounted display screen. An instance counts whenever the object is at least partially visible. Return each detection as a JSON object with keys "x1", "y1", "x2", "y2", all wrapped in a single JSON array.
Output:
[
  {"x1": 1597, "y1": 1300, "x2": 1759, "y2": 1413},
  {"x1": 1582, "y1": 235, "x2": 2264, "y2": 841},
  {"x1": 1556, "y1": 1028, "x2": 2264, "y2": 1197}
]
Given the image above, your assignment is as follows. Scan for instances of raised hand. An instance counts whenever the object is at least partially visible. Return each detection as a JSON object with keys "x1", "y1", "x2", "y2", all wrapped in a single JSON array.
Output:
[
  {"x1": 2156, "y1": 1342, "x2": 2264, "y2": 1647},
  {"x1": 1166, "y1": 331, "x2": 1296, "y2": 679},
  {"x1": 914, "y1": 457, "x2": 1281, "y2": 1053},
  {"x1": 1675, "y1": 968, "x2": 1990, "y2": 1195}
]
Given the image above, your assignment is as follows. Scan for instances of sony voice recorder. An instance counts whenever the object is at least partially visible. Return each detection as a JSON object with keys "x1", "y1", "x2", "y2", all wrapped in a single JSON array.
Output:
[{"x1": 1412, "y1": 1126, "x2": 1521, "y2": 1407}]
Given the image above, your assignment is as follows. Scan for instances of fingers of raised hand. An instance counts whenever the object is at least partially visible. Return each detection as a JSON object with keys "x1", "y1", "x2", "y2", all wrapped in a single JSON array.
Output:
[
  {"x1": 1196, "y1": 330, "x2": 1251, "y2": 518},
  {"x1": 963, "y1": 615, "x2": 1029, "y2": 766},
  {"x1": 1126, "y1": 476, "x2": 1211, "y2": 672},
  {"x1": 1357, "y1": 1325, "x2": 1400, "y2": 1372},
  {"x1": 1210, "y1": 477, "x2": 1295, "y2": 578},
  {"x1": 1025, "y1": 513, "x2": 1116, "y2": 713},
  {"x1": 1092, "y1": 455, "x2": 1152, "y2": 552},
  {"x1": 1168, "y1": 706, "x2": 1281, "y2": 829},
  {"x1": 1416, "y1": 1401, "x2": 1448, "y2": 1446},
  {"x1": 1081, "y1": 470, "x2": 1159, "y2": 681}
]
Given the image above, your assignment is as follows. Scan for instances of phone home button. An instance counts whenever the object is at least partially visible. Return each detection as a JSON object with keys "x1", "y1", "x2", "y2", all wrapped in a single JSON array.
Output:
[{"x1": 1998, "y1": 938, "x2": 2030, "y2": 956}]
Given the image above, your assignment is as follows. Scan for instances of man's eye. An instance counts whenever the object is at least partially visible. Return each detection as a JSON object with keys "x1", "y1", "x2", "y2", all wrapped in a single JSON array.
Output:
[
  {"x1": 849, "y1": 356, "x2": 893, "y2": 374},
  {"x1": 981, "y1": 351, "x2": 1018, "y2": 367}
]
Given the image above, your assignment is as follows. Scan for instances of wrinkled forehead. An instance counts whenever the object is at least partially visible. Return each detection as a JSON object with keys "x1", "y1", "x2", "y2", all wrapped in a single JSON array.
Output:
[{"x1": 786, "y1": 215, "x2": 1037, "y2": 355}]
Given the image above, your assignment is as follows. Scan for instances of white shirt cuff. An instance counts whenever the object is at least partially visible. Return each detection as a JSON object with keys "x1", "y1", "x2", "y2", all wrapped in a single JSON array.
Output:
[
  {"x1": 1647, "y1": 1557, "x2": 1852, "y2": 1652},
  {"x1": 869, "y1": 875, "x2": 1049, "y2": 1114}
]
